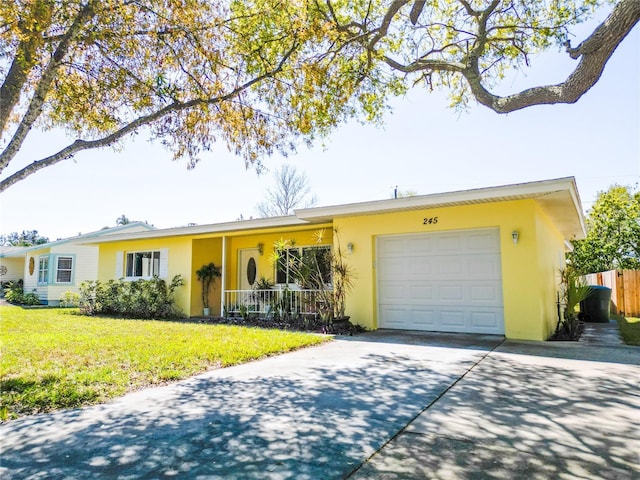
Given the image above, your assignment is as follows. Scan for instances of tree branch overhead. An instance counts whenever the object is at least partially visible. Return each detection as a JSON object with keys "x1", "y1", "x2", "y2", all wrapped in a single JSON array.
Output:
[{"x1": 0, "y1": 0, "x2": 637, "y2": 191}]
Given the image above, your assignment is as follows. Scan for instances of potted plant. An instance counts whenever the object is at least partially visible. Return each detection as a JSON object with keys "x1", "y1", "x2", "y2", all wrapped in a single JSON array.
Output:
[{"x1": 196, "y1": 262, "x2": 221, "y2": 316}]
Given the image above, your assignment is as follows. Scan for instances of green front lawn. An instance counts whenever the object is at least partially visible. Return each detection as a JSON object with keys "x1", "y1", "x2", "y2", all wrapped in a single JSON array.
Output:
[
  {"x1": 613, "y1": 315, "x2": 640, "y2": 346},
  {"x1": 0, "y1": 306, "x2": 328, "y2": 420}
]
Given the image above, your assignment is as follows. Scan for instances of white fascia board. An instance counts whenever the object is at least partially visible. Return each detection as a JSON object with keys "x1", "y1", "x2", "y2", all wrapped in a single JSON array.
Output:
[
  {"x1": 2, "y1": 222, "x2": 157, "y2": 255},
  {"x1": 295, "y1": 177, "x2": 579, "y2": 221},
  {"x1": 74, "y1": 216, "x2": 311, "y2": 245},
  {"x1": 566, "y1": 178, "x2": 587, "y2": 239}
]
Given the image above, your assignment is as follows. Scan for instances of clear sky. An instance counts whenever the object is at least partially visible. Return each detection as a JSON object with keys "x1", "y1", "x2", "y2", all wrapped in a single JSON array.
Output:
[{"x1": 1, "y1": 11, "x2": 638, "y2": 241}]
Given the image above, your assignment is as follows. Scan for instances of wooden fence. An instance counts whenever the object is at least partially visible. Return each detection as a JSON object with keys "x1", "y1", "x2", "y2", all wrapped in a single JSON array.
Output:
[{"x1": 583, "y1": 269, "x2": 640, "y2": 317}]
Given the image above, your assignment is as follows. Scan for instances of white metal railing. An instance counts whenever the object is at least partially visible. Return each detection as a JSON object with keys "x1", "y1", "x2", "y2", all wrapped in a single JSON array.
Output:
[{"x1": 224, "y1": 288, "x2": 331, "y2": 318}]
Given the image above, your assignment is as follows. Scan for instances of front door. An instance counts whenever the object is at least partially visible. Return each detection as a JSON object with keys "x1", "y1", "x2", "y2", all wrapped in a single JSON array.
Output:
[{"x1": 239, "y1": 249, "x2": 260, "y2": 290}]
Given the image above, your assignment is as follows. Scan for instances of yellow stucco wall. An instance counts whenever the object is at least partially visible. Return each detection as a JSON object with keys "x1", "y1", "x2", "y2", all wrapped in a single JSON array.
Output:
[
  {"x1": 334, "y1": 199, "x2": 567, "y2": 340},
  {"x1": 98, "y1": 237, "x2": 194, "y2": 316},
  {"x1": 94, "y1": 204, "x2": 568, "y2": 341},
  {"x1": 192, "y1": 238, "x2": 223, "y2": 316},
  {"x1": 96, "y1": 224, "x2": 332, "y2": 318},
  {"x1": 224, "y1": 226, "x2": 331, "y2": 290},
  {"x1": 534, "y1": 205, "x2": 566, "y2": 340}
]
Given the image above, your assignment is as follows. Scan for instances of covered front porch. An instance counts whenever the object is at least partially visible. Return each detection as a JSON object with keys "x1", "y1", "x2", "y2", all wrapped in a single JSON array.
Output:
[
  {"x1": 223, "y1": 287, "x2": 332, "y2": 320},
  {"x1": 190, "y1": 222, "x2": 334, "y2": 320}
]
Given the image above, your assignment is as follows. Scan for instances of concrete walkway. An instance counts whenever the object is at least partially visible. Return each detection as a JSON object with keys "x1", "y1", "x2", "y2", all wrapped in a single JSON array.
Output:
[
  {"x1": 581, "y1": 319, "x2": 626, "y2": 346},
  {"x1": 1, "y1": 331, "x2": 638, "y2": 479}
]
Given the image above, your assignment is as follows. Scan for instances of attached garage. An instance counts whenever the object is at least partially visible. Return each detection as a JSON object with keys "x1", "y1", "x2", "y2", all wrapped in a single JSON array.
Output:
[{"x1": 377, "y1": 228, "x2": 504, "y2": 334}]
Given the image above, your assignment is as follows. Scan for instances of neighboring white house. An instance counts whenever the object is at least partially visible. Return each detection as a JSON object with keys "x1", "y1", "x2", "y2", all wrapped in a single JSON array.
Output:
[
  {"x1": 0, "y1": 222, "x2": 155, "y2": 305},
  {"x1": 0, "y1": 246, "x2": 27, "y2": 285}
]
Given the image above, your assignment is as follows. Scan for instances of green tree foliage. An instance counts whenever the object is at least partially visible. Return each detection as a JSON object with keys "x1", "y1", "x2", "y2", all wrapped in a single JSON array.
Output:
[
  {"x1": 1, "y1": 1, "x2": 638, "y2": 191},
  {"x1": 0, "y1": 230, "x2": 49, "y2": 246},
  {"x1": 569, "y1": 185, "x2": 640, "y2": 274},
  {"x1": 0, "y1": 0, "x2": 350, "y2": 191}
]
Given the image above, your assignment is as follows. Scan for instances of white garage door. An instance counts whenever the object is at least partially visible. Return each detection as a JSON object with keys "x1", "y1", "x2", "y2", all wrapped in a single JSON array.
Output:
[{"x1": 377, "y1": 228, "x2": 504, "y2": 334}]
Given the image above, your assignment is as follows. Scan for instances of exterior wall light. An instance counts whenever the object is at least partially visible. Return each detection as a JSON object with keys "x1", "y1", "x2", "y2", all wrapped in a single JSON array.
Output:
[
  {"x1": 257, "y1": 243, "x2": 264, "y2": 255},
  {"x1": 512, "y1": 231, "x2": 520, "y2": 245},
  {"x1": 347, "y1": 242, "x2": 354, "y2": 254}
]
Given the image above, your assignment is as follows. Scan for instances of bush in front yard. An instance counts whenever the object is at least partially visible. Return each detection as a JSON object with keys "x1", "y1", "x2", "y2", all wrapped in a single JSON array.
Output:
[
  {"x1": 3, "y1": 281, "x2": 41, "y2": 306},
  {"x1": 59, "y1": 290, "x2": 81, "y2": 308},
  {"x1": 79, "y1": 275, "x2": 185, "y2": 319}
]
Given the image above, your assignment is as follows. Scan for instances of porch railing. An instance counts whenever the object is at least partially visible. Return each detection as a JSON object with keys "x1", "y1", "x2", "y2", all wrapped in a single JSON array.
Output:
[{"x1": 224, "y1": 288, "x2": 331, "y2": 318}]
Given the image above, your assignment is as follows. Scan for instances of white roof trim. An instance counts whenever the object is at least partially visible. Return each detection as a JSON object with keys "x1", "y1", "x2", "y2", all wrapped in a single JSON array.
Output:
[
  {"x1": 75, "y1": 216, "x2": 312, "y2": 244},
  {"x1": 73, "y1": 177, "x2": 586, "y2": 245},
  {"x1": 296, "y1": 176, "x2": 586, "y2": 240},
  {"x1": 296, "y1": 177, "x2": 577, "y2": 220},
  {"x1": 0, "y1": 222, "x2": 156, "y2": 257}
]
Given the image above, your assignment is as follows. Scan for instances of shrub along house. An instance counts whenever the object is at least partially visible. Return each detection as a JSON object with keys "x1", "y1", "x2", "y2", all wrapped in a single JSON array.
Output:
[
  {"x1": 1, "y1": 222, "x2": 155, "y2": 305},
  {"x1": 81, "y1": 177, "x2": 585, "y2": 341}
]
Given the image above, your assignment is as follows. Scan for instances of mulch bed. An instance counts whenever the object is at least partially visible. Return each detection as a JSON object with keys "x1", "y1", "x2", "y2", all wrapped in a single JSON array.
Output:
[
  {"x1": 547, "y1": 321, "x2": 585, "y2": 341},
  {"x1": 194, "y1": 315, "x2": 367, "y2": 336}
]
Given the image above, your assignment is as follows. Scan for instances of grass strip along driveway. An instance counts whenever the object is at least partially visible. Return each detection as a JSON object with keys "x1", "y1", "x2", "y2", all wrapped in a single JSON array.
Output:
[
  {"x1": 0, "y1": 306, "x2": 327, "y2": 421},
  {"x1": 613, "y1": 315, "x2": 640, "y2": 346}
]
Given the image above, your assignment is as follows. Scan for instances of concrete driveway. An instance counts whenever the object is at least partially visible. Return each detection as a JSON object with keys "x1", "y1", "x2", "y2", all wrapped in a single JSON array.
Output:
[{"x1": 1, "y1": 331, "x2": 638, "y2": 479}]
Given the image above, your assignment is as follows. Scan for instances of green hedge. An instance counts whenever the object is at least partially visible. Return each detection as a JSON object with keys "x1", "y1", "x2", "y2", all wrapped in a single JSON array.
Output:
[{"x1": 79, "y1": 275, "x2": 185, "y2": 319}]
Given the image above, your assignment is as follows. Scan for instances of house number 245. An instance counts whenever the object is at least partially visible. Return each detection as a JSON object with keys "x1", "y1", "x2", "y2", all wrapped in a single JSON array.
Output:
[{"x1": 423, "y1": 217, "x2": 439, "y2": 225}]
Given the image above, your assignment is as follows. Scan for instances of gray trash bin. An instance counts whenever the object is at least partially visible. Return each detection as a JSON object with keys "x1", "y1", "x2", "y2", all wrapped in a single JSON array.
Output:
[{"x1": 580, "y1": 286, "x2": 611, "y2": 323}]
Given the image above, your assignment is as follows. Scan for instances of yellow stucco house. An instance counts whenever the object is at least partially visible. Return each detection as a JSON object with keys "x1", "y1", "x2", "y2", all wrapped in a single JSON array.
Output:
[{"x1": 82, "y1": 177, "x2": 585, "y2": 341}]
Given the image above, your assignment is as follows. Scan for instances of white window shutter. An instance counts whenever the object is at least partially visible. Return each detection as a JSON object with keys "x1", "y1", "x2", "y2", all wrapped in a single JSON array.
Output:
[
  {"x1": 159, "y1": 249, "x2": 169, "y2": 278},
  {"x1": 115, "y1": 251, "x2": 123, "y2": 278}
]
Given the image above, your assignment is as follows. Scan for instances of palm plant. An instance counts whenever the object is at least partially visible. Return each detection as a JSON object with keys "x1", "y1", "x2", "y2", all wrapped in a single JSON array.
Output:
[
  {"x1": 274, "y1": 228, "x2": 355, "y2": 322},
  {"x1": 196, "y1": 262, "x2": 221, "y2": 311},
  {"x1": 555, "y1": 268, "x2": 593, "y2": 339}
]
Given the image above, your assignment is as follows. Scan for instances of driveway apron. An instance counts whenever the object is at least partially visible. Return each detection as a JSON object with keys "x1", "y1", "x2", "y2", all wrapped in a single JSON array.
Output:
[
  {"x1": 349, "y1": 340, "x2": 640, "y2": 479},
  {"x1": 0, "y1": 332, "x2": 502, "y2": 480}
]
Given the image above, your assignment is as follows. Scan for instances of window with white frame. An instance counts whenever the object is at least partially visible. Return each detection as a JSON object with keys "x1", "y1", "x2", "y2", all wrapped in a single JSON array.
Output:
[
  {"x1": 56, "y1": 256, "x2": 73, "y2": 283},
  {"x1": 38, "y1": 256, "x2": 49, "y2": 284},
  {"x1": 125, "y1": 251, "x2": 161, "y2": 278},
  {"x1": 276, "y1": 246, "x2": 331, "y2": 286}
]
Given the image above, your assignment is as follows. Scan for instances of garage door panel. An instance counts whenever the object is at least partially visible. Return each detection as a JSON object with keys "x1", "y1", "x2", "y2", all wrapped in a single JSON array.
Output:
[
  {"x1": 437, "y1": 258, "x2": 464, "y2": 275},
  {"x1": 378, "y1": 229, "x2": 504, "y2": 335},
  {"x1": 439, "y1": 310, "x2": 466, "y2": 327},
  {"x1": 435, "y1": 234, "x2": 463, "y2": 251},
  {"x1": 400, "y1": 255, "x2": 500, "y2": 280},
  {"x1": 408, "y1": 257, "x2": 437, "y2": 275},
  {"x1": 378, "y1": 282, "x2": 409, "y2": 302},
  {"x1": 380, "y1": 238, "x2": 409, "y2": 256},
  {"x1": 466, "y1": 257, "x2": 501, "y2": 277},
  {"x1": 465, "y1": 231, "x2": 500, "y2": 252},
  {"x1": 378, "y1": 257, "x2": 407, "y2": 277},
  {"x1": 471, "y1": 311, "x2": 502, "y2": 329},
  {"x1": 470, "y1": 284, "x2": 502, "y2": 302},
  {"x1": 408, "y1": 284, "x2": 434, "y2": 300},
  {"x1": 440, "y1": 285, "x2": 464, "y2": 301},
  {"x1": 410, "y1": 308, "x2": 436, "y2": 328},
  {"x1": 407, "y1": 237, "x2": 435, "y2": 254},
  {"x1": 379, "y1": 306, "x2": 412, "y2": 328}
]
